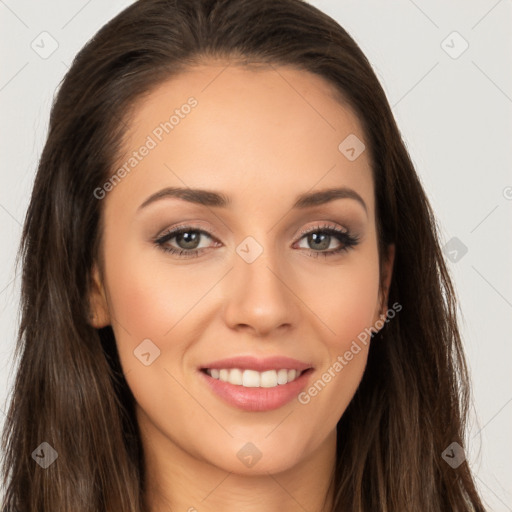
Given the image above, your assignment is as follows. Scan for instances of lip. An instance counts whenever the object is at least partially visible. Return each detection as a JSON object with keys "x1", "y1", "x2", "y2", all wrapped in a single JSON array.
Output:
[{"x1": 199, "y1": 356, "x2": 314, "y2": 412}]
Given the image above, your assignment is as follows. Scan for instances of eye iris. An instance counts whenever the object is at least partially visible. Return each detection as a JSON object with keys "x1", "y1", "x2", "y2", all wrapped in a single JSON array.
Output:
[
  {"x1": 176, "y1": 231, "x2": 200, "y2": 249},
  {"x1": 309, "y1": 232, "x2": 329, "y2": 250}
]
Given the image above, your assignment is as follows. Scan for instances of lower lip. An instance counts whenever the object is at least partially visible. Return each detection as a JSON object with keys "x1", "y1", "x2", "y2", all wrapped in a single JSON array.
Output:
[{"x1": 200, "y1": 369, "x2": 312, "y2": 412}]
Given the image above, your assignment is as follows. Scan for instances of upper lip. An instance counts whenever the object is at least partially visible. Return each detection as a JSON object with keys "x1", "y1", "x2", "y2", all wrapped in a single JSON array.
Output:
[{"x1": 201, "y1": 356, "x2": 313, "y2": 372}]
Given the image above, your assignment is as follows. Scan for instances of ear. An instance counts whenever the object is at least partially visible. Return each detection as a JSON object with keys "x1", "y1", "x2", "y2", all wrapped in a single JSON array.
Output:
[
  {"x1": 374, "y1": 242, "x2": 395, "y2": 324},
  {"x1": 88, "y1": 262, "x2": 111, "y2": 328}
]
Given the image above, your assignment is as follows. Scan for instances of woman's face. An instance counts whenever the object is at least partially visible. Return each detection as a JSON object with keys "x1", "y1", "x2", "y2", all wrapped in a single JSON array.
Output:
[{"x1": 89, "y1": 62, "x2": 394, "y2": 476}]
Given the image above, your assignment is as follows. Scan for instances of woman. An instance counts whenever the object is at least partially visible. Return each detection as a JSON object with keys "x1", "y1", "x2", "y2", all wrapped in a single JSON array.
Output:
[{"x1": 1, "y1": 0, "x2": 487, "y2": 510}]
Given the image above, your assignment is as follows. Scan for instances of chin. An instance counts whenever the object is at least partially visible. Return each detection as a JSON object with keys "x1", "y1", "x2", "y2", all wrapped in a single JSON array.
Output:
[{"x1": 197, "y1": 433, "x2": 314, "y2": 476}]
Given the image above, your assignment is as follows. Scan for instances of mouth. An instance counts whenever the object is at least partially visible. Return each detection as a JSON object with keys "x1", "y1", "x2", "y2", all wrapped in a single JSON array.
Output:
[
  {"x1": 202, "y1": 367, "x2": 307, "y2": 387},
  {"x1": 199, "y1": 356, "x2": 314, "y2": 412}
]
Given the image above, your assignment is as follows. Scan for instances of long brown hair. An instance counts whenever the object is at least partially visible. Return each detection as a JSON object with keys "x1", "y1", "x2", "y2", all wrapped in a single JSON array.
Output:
[{"x1": 1, "y1": 0, "x2": 487, "y2": 510}]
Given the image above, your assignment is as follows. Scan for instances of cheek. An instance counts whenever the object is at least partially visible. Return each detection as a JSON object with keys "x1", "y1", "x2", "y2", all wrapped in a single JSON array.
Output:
[
  {"x1": 292, "y1": 249, "x2": 380, "y2": 423},
  {"x1": 103, "y1": 249, "x2": 201, "y2": 428},
  {"x1": 100, "y1": 225, "x2": 191, "y2": 374},
  {"x1": 300, "y1": 250, "x2": 381, "y2": 354},
  {"x1": 106, "y1": 260, "x2": 172, "y2": 336}
]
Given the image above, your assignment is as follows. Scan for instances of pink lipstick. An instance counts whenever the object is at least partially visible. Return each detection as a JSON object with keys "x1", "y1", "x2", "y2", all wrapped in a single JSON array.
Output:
[{"x1": 199, "y1": 356, "x2": 313, "y2": 412}]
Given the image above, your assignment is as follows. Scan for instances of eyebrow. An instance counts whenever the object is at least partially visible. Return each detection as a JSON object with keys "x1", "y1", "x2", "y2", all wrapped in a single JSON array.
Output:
[{"x1": 137, "y1": 186, "x2": 368, "y2": 215}]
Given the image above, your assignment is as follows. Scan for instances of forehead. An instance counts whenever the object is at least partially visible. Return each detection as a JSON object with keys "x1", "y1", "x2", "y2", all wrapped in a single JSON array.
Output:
[{"x1": 107, "y1": 63, "x2": 374, "y2": 216}]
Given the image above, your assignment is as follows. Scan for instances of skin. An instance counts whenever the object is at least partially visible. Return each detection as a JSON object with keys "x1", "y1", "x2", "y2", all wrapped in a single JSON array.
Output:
[{"x1": 89, "y1": 61, "x2": 395, "y2": 512}]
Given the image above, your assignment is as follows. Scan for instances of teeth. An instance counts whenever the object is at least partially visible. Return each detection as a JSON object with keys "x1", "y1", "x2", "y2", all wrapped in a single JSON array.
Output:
[
  {"x1": 205, "y1": 368, "x2": 303, "y2": 387},
  {"x1": 229, "y1": 368, "x2": 243, "y2": 385},
  {"x1": 260, "y1": 370, "x2": 277, "y2": 388},
  {"x1": 242, "y1": 369, "x2": 260, "y2": 387},
  {"x1": 277, "y1": 369, "x2": 288, "y2": 384}
]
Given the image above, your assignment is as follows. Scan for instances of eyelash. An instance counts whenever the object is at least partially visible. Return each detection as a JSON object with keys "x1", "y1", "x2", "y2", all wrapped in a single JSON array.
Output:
[{"x1": 153, "y1": 223, "x2": 360, "y2": 259}]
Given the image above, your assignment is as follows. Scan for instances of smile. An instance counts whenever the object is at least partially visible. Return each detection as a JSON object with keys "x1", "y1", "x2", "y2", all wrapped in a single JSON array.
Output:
[
  {"x1": 204, "y1": 368, "x2": 304, "y2": 387},
  {"x1": 199, "y1": 356, "x2": 314, "y2": 412}
]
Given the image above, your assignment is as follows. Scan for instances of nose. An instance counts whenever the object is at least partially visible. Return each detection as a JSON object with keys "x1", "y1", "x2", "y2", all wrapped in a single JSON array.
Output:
[{"x1": 222, "y1": 247, "x2": 301, "y2": 337}]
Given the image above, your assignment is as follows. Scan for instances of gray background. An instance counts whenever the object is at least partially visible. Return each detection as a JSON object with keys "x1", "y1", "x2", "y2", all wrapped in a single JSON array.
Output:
[{"x1": 1, "y1": 0, "x2": 511, "y2": 509}]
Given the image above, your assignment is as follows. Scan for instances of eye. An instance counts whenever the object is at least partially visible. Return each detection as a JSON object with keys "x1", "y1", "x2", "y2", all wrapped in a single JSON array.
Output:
[
  {"x1": 294, "y1": 223, "x2": 360, "y2": 258},
  {"x1": 153, "y1": 223, "x2": 360, "y2": 259},
  {"x1": 153, "y1": 226, "x2": 218, "y2": 259}
]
